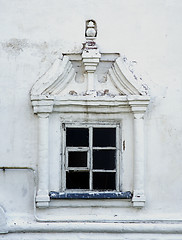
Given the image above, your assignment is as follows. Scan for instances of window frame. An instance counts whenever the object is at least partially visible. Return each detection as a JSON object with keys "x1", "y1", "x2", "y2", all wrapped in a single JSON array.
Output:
[{"x1": 61, "y1": 122, "x2": 121, "y2": 193}]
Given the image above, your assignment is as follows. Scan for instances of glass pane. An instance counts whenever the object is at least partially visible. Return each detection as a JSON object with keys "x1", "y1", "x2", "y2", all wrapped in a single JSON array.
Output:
[
  {"x1": 66, "y1": 128, "x2": 89, "y2": 147},
  {"x1": 93, "y1": 150, "x2": 115, "y2": 170},
  {"x1": 66, "y1": 172, "x2": 89, "y2": 189},
  {"x1": 93, "y1": 128, "x2": 116, "y2": 147},
  {"x1": 93, "y1": 172, "x2": 115, "y2": 190},
  {"x1": 68, "y1": 152, "x2": 87, "y2": 167}
]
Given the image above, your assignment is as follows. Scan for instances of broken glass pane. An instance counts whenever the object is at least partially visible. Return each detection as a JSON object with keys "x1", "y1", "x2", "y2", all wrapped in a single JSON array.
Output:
[
  {"x1": 66, "y1": 171, "x2": 89, "y2": 189},
  {"x1": 66, "y1": 128, "x2": 89, "y2": 147},
  {"x1": 93, "y1": 150, "x2": 115, "y2": 170},
  {"x1": 68, "y1": 151, "x2": 87, "y2": 167},
  {"x1": 93, "y1": 128, "x2": 116, "y2": 147},
  {"x1": 93, "y1": 172, "x2": 115, "y2": 190}
]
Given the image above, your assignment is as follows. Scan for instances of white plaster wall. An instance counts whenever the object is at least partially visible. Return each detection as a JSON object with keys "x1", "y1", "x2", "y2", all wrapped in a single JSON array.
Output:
[{"x1": 0, "y1": 0, "x2": 182, "y2": 239}]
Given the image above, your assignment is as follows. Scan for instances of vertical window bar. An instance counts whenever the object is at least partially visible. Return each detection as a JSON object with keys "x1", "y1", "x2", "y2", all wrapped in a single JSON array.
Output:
[
  {"x1": 62, "y1": 125, "x2": 66, "y2": 191},
  {"x1": 119, "y1": 122, "x2": 124, "y2": 191},
  {"x1": 89, "y1": 126, "x2": 93, "y2": 190},
  {"x1": 116, "y1": 124, "x2": 120, "y2": 191}
]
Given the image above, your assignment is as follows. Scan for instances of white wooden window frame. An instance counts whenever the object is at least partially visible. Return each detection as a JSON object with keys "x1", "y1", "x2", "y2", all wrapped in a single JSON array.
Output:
[{"x1": 61, "y1": 123, "x2": 121, "y2": 192}]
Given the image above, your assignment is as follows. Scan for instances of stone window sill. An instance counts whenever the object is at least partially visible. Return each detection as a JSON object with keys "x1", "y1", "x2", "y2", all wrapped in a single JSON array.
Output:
[{"x1": 49, "y1": 191, "x2": 132, "y2": 199}]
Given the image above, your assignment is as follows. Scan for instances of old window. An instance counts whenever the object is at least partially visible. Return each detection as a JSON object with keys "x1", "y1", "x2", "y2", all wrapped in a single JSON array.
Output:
[
  {"x1": 31, "y1": 20, "x2": 150, "y2": 210},
  {"x1": 47, "y1": 122, "x2": 133, "y2": 200},
  {"x1": 64, "y1": 124, "x2": 119, "y2": 192}
]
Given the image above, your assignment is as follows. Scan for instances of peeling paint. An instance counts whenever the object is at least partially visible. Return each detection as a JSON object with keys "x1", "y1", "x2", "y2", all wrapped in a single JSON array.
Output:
[
  {"x1": 122, "y1": 56, "x2": 149, "y2": 95},
  {"x1": 1, "y1": 39, "x2": 60, "y2": 61},
  {"x1": 49, "y1": 191, "x2": 132, "y2": 199},
  {"x1": 68, "y1": 89, "x2": 119, "y2": 97},
  {"x1": 1, "y1": 38, "x2": 28, "y2": 56}
]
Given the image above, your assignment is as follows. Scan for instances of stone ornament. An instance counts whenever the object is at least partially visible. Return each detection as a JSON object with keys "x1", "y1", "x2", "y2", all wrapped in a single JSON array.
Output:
[
  {"x1": 85, "y1": 20, "x2": 97, "y2": 38},
  {"x1": 31, "y1": 20, "x2": 150, "y2": 209}
]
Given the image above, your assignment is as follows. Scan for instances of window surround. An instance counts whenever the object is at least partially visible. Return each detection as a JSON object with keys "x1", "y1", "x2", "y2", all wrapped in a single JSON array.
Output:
[{"x1": 31, "y1": 20, "x2": 150, "y2": 210}]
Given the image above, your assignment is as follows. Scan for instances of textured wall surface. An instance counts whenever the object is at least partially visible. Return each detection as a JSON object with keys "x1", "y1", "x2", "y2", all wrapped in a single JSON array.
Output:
[{"x1": 0, "y1": 0, "x2": 182, "y2": 239}]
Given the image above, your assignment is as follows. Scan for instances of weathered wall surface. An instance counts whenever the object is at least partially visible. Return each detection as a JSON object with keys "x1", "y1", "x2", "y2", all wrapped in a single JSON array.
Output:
[{"x1": 0, "y1": 0, "x2": 182, "y2": 239}]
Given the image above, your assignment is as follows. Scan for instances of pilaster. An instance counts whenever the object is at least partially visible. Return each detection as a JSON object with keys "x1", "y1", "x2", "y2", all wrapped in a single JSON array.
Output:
[
  {"x1": 129, "y1": 97, "x2": 150, "y2": 207},
  {"x1": 31, "y1": 96, "x2": 54, "y2": 207}
]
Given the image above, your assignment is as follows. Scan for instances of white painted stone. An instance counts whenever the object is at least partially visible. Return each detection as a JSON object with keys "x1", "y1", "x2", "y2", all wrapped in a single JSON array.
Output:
[
  {"x1": 0, "y1": 0, "x2": 182, "y2": 239},
  {"x1": 30, "y1": 21, "x2": 150, "y2": 210},
  {"x1": 0, "y1": 206, "x2": 8, "y2": 233}
]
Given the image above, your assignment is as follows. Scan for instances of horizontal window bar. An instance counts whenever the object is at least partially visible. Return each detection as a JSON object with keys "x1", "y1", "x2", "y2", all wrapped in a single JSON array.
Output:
[
  {"x1": 92, "y1": 170, "x2": 116, "y2": 172},
  {"x1": 66, "y1": 169, "x2": 116, "y2": 172},
  {"x1": 66, "y1": 169, "x2": 89, "y2": 172},
  {"x1": 93, "y1": 147, "x2": 116, "y2": 150},
  {"x1": 64, "y1": 124, "x2": 119, "y2": 128},
  {"x1": 66, "y1": 147, "x2": 89, "y2": 151}
]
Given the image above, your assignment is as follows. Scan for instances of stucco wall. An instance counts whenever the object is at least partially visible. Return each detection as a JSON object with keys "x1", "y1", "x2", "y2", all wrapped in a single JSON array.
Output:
[{"x1": 0, "y1": 0, "x2": 182, "y2": 239}]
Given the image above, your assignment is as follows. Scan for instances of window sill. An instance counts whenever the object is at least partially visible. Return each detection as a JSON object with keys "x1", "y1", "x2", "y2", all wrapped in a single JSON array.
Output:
[{"x1": 49, "y1": 191, "x2": 132, "y2": 199}]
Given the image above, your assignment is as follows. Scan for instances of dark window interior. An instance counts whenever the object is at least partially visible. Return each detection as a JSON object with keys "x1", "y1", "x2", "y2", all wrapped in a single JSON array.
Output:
[
  {"x1": 93, "y1": 128, "x2": 116, "y2": 147},
  {"x1": 93, "y1": 150, "x2": 115, "y2": 170},
  {"x1": 66, "y1": 172, "x2": 89, "y2": 189},
  {"x1": 68, "y1": 152, "x2": 87, "y2": 167},
  {"x1": 93, "y1": 172, "x2": 115, "y2": 190},
  {"x1": 66, "y1": 128, "x2": 89, "y2": 147}
]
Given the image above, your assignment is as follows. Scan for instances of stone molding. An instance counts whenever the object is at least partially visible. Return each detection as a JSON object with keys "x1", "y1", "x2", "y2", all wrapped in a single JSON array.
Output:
[
  {"x1": 30, "y1": 19, "x2": 150, "y2": 209},
  {"x1": 6, "y1": 222, "x2": 182, "y2": 234}
]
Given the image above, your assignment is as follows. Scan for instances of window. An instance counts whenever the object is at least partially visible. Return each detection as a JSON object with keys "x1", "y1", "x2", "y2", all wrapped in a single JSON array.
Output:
[
  {"x1": 63, "y1": 124, "x2": 119, "y2": 192},
  {"x1": 49, "y1": 122, "x2": 133, "y2": 200},
  {"x1": 32, "y1": 20, "x2": 149, "y2": 209}
]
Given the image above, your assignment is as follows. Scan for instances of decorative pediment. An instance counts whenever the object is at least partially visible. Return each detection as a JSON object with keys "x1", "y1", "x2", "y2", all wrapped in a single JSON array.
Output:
[
  {"x1": 31, "y1": 20, "x2": 148, "y2": 101},
  {"x1": 31, "y1": 56, "x2": 76, "y2": 96}
]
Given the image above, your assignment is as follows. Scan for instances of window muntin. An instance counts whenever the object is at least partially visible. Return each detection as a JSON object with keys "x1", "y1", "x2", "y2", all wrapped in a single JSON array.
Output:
[{"x1": 63, "y1": 124, "x2": 120, "y2": 192}]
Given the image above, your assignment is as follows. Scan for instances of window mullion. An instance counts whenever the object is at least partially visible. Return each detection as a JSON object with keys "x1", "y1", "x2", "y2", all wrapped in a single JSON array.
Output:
[
  {"x1": 89, "y1": 126, "x2": 93, "y2": 191},
  {"x1": 62, "y1": 126, "x2": 66, "y2": 191},
  {"x1": 116, "y1": 124, "x2": 120, "y2": 191}
]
